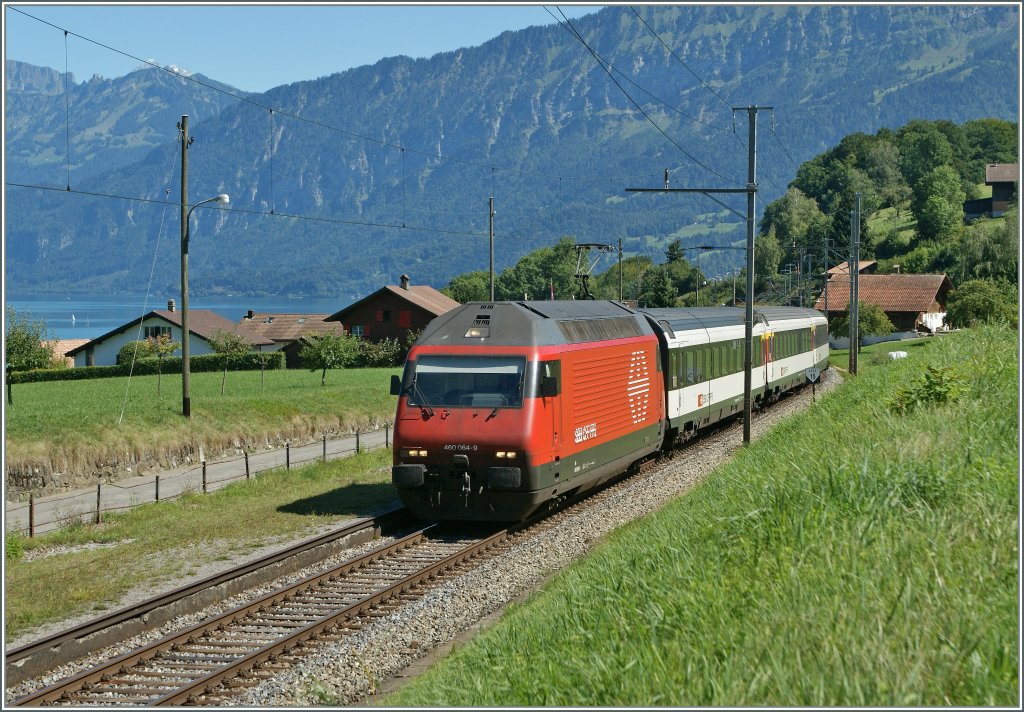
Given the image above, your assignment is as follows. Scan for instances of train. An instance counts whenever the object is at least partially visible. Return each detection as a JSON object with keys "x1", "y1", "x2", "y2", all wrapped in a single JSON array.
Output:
[{"x1": 389, "y1": 300, "x2": 829, "y2": 522}]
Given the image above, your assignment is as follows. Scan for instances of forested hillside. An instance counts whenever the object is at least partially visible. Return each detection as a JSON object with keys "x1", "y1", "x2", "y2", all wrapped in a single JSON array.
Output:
[
  {"x1": 4, "y1": 5, "x2": 1019, "y2": 299},
  {"x1": 442, "y1": 117, "x2": 1018, "y2": 321}
]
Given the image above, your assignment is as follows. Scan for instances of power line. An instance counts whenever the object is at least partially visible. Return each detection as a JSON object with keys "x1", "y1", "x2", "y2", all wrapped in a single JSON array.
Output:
[
  {"x1": 548, "y1": 6, "x2": 743, "y2": 186},
  {"x1": 3, "y1": 181, "x2": 540, "y2": 240},
  {"x1": 9, "y1": 6, "x2": 672, "y2": 186},
  {"x1": 629, "y1": 5, "x2": 733, "y2": 110}
]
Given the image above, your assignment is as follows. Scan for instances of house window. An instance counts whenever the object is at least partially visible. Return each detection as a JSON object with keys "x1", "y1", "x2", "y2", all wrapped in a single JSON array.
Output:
[
  {"x1": 144, "y1": 326, "x2": 171, "y2": 340},
  {"x1": 398, "y1": 310, "x2": 412, "y2": 328},
  {"x1": 351, "y1": 325, "x2": 364, "y2": 338},
  {"x1": 376, "y1": 310, "x2": 391, "y2": 323}
]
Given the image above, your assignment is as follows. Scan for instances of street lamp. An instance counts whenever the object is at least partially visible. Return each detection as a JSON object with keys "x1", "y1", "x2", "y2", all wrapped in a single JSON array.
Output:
[{"x1": 181, "y1": 193, "x2": 229, "y2": 417}]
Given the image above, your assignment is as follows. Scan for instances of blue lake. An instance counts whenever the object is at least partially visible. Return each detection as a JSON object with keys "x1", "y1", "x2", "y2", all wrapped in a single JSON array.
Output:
[{"x1": 4, "y1": 292, "x2": 352, "y2": 340}]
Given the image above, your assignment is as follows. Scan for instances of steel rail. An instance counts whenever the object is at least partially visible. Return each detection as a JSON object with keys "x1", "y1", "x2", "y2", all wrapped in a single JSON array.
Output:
[
  {"x1": 7, "y1": 510, "x2": 415, "y2": 704},
  {"x1": 152, "y1": 526, "x2": 513, "y2": 705}
]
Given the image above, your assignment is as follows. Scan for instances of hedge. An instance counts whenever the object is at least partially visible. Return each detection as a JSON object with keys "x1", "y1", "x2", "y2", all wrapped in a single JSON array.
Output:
[{"x1": 8, "y1": 352, "x2": 286, "y2": 384}]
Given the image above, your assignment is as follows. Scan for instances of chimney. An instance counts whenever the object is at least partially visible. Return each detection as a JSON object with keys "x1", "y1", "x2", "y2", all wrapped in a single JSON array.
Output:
[
  {"x1": 246, "y1": 309, "x2": 255, "y2": 320},
  {"x1": 167, "y1": 299, "x2": 176, "y2": 312},
  {"x1": 400, "y1": 274, "x2": 410, "y2": 291}
]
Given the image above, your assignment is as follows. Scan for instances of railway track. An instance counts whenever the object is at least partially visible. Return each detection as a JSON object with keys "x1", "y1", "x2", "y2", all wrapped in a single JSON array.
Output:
[
  {"x1": 9, "y1": 460, "x2": 654, "y2": 707},
  {"x1": 10, "y1": 522, "x2": 507, "y2": 706},
  {"x1": 5, "y1": 507, "x2": 414, "y2": 687}
]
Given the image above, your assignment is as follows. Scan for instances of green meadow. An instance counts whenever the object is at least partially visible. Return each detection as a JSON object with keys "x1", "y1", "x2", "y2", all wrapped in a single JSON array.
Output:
[
  {"x1": 4, "y1": 367, "x2": 400, "y2": 476},
  {"x1": 384, "y1": 325, "x2": 1018, "y2": 707}
]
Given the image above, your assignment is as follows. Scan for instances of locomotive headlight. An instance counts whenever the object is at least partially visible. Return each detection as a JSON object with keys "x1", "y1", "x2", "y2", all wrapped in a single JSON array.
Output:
[
  {"x1": 401, "y1": 448, "x2": 429, "y2": 458},
  {"x1": 496, "y1": 451, "x2": 517, "y2": 459}
]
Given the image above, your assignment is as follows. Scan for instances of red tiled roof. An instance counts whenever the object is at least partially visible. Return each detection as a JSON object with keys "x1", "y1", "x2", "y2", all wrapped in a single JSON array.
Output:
[
  {"x1": 66, "y1": 310, "x2": 272, "y2": 355},
  {"x1": 54, "y1": 339, "x2": 90, "y2": 366},
  {"x1": 238, "y1": 313, "x2": 346, "y2": 342},
  {"x1": 814, "y1": 274, "x2": 953, "y2": 313},
  {"x1": 326, "y1": 284, "x2": 460, "y2": 322},
  {"x1": 985, "y1": 163, "x2": 1019, "y2": 184},
  {"x1": 826, "y1": 260, "x2": 877, "y2": 276}
]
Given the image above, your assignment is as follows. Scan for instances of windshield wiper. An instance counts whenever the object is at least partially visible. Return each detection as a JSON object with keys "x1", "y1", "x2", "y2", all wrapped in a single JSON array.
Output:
[{"x1": 406, "y1": 378, "x2": 434, "y2": 417}]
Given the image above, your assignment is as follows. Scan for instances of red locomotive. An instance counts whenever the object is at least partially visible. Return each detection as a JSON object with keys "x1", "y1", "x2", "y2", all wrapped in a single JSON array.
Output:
[{"x1": 390, "y1": 300, "x2": 664, "y2": 521}]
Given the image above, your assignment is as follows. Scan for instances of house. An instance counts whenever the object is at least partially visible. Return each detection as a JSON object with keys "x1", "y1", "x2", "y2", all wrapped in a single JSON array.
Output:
[
  {"x1": 324, "y1": 274, "x2": 460, "y2": 343},
  {"x1": 66, "y1": 301, "x2": 273, "y2": 367},
  {"x1": 813, "y1": 273, "x2": 954, "y2": 334},
  {"x1": 826, "y1": 260, "x2": 878, "y2": 278},
  {"x1": 964, "y1": 163, "x2": 1019, "y2": 221},
  {"x1": 52, "y1": 339, "x2": 90, "y2": 368},
  {"x1": 238, "y1": 311, "x2": 347, "y2": 368}
]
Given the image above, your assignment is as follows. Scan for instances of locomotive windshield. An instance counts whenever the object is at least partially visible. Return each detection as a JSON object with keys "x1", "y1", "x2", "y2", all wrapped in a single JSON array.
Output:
[{"x1": 407, "y1": 355, "x2": 526, "y2": 408}]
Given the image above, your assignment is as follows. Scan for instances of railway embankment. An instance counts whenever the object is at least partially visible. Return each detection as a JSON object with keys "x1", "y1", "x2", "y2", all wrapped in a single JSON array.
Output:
[{"x1": 382, "y1": 324, "x2": 1017, "y2": 707}]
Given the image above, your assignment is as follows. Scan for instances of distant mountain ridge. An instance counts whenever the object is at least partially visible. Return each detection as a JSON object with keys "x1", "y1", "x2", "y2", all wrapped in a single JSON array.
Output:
[
  {"x1": 4, "y1": 4, "x2": 1019, "y2": 300},
  {"x1": 5, "y1": 60, "x2": 246, "y2": 184}
]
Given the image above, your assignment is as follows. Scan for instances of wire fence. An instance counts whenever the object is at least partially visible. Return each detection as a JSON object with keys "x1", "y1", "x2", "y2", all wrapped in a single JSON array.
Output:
[{"x1": 6, "y1": 426, "x2": 391, "y2": 538}]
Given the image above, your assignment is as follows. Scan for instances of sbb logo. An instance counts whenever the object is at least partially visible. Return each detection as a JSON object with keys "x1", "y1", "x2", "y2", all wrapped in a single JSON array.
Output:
[{"x1": 574, "y1": 423, "x2": 597, "y2": 444}]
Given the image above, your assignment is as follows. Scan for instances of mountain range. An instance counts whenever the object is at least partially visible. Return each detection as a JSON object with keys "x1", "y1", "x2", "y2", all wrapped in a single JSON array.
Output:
[{"x1": 4, "y1": 4, "x2": 1019, "y2": 301}]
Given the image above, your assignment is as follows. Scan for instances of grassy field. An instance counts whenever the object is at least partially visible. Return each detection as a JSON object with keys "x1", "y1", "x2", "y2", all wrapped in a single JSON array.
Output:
[
  {"x1": 4, "y1": 449, "x2": 395, "y2": 640},
  {"x1": 384, "y1": 325, "x2": 1018, "y2": 707},
  {"x1": 4, "y1": 367, "x2": 400, "y2": 475},
  {"x1": 828, "y1": 335, "x2": 935, "y2": 372}
]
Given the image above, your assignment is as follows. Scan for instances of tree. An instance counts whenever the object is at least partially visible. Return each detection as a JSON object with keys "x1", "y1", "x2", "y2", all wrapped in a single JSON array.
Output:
[
  {"x1": 5, "y1": 306, "x2": 56, "y2": 372},
  {"x1": 207, "y1": 330, "x2": 252, "y2": 395},
  {"x1": 912, "y1": 165, "x2": 965, "y2": 227},
  {"x1": 300, "y1": 333, "x2": 359, "y2": 385},
  {"x1": 829, "y1": 302, "x2": 895, "y2": 342},
  {"x1": 954, "y1": 208, "x2": 1019, "y2": 284},
  {"x1": 945, "y1": 280, "x2": 1018, "y2": 329},
  {"x1": 590, "y1": 255, "x2": 653, "y2": 301},
  {"x1": 665, "y1": 238, "x2": 687, "y2": 263},
  {"x1": 755, "y1": 227, "x2": 783, "y2": 289},
  {"x1": 442, "y1": 270, "x2": 489, "y2": 303},
  {"x1": 898, "y1": 120, "x2": 955, "y2": 187},
  {"x1": 759, "y1": 187, "x2": 825, "y2": 251},
  {"x1": 495, "y1": 236, "x2": 577, "y2": 300},
  {"x1": 146, "y1": 333, "x2": 180, "y2": 396},
  {"x1": 637, "y1": 265, "x2": 677, "y2": 308}
]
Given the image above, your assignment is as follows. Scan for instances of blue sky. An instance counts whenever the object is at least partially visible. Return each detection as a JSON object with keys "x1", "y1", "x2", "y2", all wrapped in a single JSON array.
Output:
[{"x1": 5, "y1": 3, "x2": 605, "y2": 93}]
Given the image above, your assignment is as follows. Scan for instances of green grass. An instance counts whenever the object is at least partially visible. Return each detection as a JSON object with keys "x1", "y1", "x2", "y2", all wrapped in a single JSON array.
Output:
[
  {"x1": 4, "y1": 367, "x2": 400, "y2": 475},
  {"x1": 4, "y1": 448, "x2": 396, "y2": 640},
  {"x1": 828, "y1": 336, "x2": 934, "y2": 373},
  {"x1": 384, "y1": 325, "x2": 1018, "y2": 706}
]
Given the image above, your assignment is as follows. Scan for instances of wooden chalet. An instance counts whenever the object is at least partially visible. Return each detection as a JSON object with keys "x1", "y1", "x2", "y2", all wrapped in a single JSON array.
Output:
[
  {"x1": 814, "y1": 273, "x2": 953, "y2": 333},
  {"x1": 325, "y1": 275, "x2": 460, "y2": 343},
  {"x1": 964, "y1": 163, "x2": 1019, "y2": 221}
]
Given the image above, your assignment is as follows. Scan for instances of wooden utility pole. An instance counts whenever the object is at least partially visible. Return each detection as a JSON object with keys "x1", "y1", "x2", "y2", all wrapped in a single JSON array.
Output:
[
  {"x1": 179, "y1": 115, "x2": 192, "y2": 417},
  {"x1": 627, "y1": 105, "x2": 770, "y2": 444},
  {"x1": 618, "y1": 237, "x2": 623, "y2": 301},
  {"x1": 489, "y1": 196, "x2": 495, "y2": 301}
]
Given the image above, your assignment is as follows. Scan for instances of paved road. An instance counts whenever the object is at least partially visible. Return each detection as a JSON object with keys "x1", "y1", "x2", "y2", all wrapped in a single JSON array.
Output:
[{"x1": 5, "y1": 429, "x2": 391, "y2": 537}]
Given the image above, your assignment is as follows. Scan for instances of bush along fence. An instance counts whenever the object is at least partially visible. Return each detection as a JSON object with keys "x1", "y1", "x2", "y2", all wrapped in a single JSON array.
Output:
[
  {"x1": 8, "y1": 351, "x2": 287, "y2": 384},
  {"x1": 5, "y1": 426, "x2": 391, "y2": 538}
]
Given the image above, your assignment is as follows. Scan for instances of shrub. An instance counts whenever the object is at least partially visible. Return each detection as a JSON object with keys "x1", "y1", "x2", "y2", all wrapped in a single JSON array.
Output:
[
  {"x1": 888, "y1": 365, "x2": 965, "y2": 415},
  {"x1": 8, "y1": 351, "x2": 285, "y2": 383}
]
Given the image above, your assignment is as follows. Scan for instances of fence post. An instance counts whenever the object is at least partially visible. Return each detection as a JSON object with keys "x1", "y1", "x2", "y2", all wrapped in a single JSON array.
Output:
[
  {"x1": 323, "y1": 434, "x2": 327, "y2": 462},
  {"x1": 95, "y1": 484, "x2": 101, "y2": 525},
  {"x1": 202, "y1": 462, "x2": 207, "y2": 493},
  {"x1": 356, "y1": 430, "x2": 360, "y2": 454},
  {"x1": 286, "y1": 442, "x2": 290, "y2": 470},
  {"x1": 155, "y1": 475, "x2": 160, "y2": 502},
  {"x1": 386, "y1": 424, "x2": 390, "y2": 449},
  {"x1": 245, "y1": 451, "x2": 250, "y2": 479},
  {"x1": 29, "y1": 495, "x2": 35, "y2": 538}
]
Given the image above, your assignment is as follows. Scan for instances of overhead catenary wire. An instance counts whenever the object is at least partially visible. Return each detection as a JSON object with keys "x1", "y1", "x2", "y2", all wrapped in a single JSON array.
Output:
[
  {"x1": 629, "y1": 5, "x2": 733, "y2": 110},
  {"x1": 8, "y1": 6, "x2": 670, "y2": 186},
  {"x1": 547, "y1": 6, "x2": 743, "y2": 187}
]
